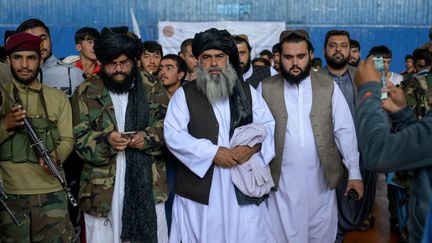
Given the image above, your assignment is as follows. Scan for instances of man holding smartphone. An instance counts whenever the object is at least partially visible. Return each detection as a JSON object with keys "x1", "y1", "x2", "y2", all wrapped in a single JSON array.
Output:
[{"x1": 72, "y1": 27, "x2": 168, "y2": 243}]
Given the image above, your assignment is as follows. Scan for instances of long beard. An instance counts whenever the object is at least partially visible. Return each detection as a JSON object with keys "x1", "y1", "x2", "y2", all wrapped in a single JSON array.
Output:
[
  {"x1": 196, "y1": 63, "x2": 238, "y2": 104},
  {"x1": 241, "y1": 58, "x2": 251, "y2": 75},
  {"x1": 100, "y1": 64, "x2": 137, "y2": 94},
  {"x1": 280, "y1": 60, "x2": 312, "y2": 85},
  {"x1": 325, "y1": 52, "x2": 349, "y2": 70},
  {"x1": 11, "y1": 67, "x2": 39, "y2": 85}
]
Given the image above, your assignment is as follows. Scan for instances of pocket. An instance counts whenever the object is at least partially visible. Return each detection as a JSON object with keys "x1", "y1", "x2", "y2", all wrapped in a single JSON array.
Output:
[{"x1": 79, "y1": 166, "x2": 115, "y2": 217}]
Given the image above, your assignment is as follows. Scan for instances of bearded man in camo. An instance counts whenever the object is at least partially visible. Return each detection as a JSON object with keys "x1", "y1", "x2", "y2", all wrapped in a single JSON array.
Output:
[{"x1": 71, "y1": 27, "x2": 169, "y2": 243}]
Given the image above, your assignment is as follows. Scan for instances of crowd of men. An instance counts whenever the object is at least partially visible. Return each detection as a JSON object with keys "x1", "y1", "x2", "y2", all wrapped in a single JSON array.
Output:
[{"x1": 0, "y1": 18, "x2": 431, "y2": 243}]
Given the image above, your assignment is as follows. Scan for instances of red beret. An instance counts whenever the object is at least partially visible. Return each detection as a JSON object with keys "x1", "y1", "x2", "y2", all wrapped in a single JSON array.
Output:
[{"x1": 5, "y1": 32, "x2": 42, "y2": 55}]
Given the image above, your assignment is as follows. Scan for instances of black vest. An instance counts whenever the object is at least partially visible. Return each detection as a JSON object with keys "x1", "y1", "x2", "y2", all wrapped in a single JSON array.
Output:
[
  {"x1": 176, "y1": 81, "x2": 251, "y2": 204},
  {"x1": 246, "y1": 65, "x2": 271, "y2": 88}
]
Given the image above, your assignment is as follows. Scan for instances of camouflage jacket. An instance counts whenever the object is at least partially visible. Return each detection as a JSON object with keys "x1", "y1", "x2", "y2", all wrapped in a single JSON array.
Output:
[
  {"x1": 71, "y1": 71, "x2": 169, "y2": 217},
  {"x1": 401, "y1": 71, "x2": 432, "y2": 119}
]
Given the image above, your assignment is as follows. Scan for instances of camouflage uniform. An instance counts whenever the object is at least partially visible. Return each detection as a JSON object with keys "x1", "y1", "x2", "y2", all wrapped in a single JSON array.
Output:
[
  {"x1": 0, "y1": 191, "x2": 75, "y2": 243},
  {"x1": 399, "y1": 72, "x2": 432, "y2": 190},
  {"x1": 399, "y1": 70, "x2": 431, "y2": 188},
  {"x1": 401, "y1": 71, "x2": 432, "y2": 120},
  {"x1": 71, "y1": 71, "x2": 169, "y2": 218},
  {"x1": 0, "y1": 79, "x2": 75, "y2": 242}
]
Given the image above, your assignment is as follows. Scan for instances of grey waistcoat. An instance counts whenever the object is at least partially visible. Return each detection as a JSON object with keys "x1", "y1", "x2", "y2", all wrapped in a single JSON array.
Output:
[{"x1": 261, "y1": 72, "x2": 346, "y2": 190}]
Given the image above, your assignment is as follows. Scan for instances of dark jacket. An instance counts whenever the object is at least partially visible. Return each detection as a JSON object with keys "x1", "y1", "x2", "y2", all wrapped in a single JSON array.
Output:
[{"x1": 356, "y1": 82, "x2": 432, "y2": 243}]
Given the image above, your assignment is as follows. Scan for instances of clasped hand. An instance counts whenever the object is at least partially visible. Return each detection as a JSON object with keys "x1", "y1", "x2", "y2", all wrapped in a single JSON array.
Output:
[{"x1": 213, "y1": 144, "x2": 260, "y2": 168}]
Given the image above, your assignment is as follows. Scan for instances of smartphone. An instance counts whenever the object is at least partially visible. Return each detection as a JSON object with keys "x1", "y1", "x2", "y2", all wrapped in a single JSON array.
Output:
[
  {"x1": 373, "y1": 56, "x2": 388, "y2": 99},
  {"x1": 372, "y1": 56, "x2": 384, "y2": 72},
  {"x1": 121, "y1": 131, "x2": 137, "y2": 139}
]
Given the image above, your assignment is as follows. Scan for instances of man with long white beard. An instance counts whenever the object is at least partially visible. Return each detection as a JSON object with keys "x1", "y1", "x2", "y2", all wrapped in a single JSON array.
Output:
[
  {"x1": 260, "y1": 30, "x2": 363, "y2": 243},
  {"x1": 164, "y1": 28, "x2": 276, "y2": 243}
]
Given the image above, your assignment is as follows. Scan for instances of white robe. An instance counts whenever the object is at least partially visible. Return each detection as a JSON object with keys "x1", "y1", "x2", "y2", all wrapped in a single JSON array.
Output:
[
  {"x1": 164, "y1": 86, "x2": 276, "y2": 243},
  {"x1": 84, "y1": 92, "x2": 168, "y2": 243},
  {"x1": 258, "y1": 76, "x2": 361, "y2": 243}
]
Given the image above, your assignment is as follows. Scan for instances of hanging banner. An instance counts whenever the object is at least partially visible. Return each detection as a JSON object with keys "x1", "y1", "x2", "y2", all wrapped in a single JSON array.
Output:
[{"x1": 158, "y1": 21, "x2": 285, "y2": 58}]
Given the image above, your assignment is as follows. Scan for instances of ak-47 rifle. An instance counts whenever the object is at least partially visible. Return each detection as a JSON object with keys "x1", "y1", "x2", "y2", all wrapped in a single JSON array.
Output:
[
  {"x1": 0, "y1": 82, "x2": 78, "y2": 207},
  {"x1": 0, "y1": 182, "x2": 20, "y2": 225}
]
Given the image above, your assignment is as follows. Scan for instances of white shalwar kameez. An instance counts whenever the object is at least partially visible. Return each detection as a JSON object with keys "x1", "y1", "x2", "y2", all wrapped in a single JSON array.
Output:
[
  {"x1": 261, "y1": 76, "x2": 361, "y2": 243},
  {"x1": 84, "y1": 92, "x2": 168, "y2": 243},
  {"x1": 164, "y1": 86, "x2": 276, "y2": 243}
]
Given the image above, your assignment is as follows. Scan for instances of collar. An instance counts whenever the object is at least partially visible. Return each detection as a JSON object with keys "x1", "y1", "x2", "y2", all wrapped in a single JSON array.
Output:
[
  {"x1": 75, "y1": 59, "x2": 101, "y2": 74},
  {"x1": 41, "y1": 55, "x2": 58, "y2": 68},
  {"x1": 415, "y1": 68, "x2": 430, "y2": 77},
  {"x1": 326, "y1": 66, "x2": 350, "y2": 78},
  {"x1": 12, "y1": 78, "x2": 42, "y2": 92},
  {"x1": 283, "y1": 74, "x2": 311, "y2": 88},
  {"x1": 242, "y1": 65, "x2": 253, "y2": 80},
  {"x1": 85, "y1": 77, "x2": 110, "y2": 100}
]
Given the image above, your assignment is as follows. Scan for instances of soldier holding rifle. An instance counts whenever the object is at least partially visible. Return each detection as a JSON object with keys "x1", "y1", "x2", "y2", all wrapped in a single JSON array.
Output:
[{"x1": 0, "y1": 32, "x2": 75, "y2": 242}]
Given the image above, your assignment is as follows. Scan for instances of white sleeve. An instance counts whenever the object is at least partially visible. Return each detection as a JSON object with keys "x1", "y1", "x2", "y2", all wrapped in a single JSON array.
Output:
[
  {"x1": 163, "y1": 88, "x2": 218, "y2": 178},
  {"x1": 332, "y1": 83, "x2": 362, "y2": 180},
  {"x1": 270, "y1": 67, "x2": 278, "y2": 76},
  {"x1": 250, "y1": 85, "x2": 276, "y2": 165}
]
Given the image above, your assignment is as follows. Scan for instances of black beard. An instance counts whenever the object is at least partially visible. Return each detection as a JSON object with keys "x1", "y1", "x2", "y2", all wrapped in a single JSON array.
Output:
[
  {"x1": 281, "y1": 60, "x2": 312, "y2": 85},
  {"x1": 11, "y1": 67, "x2": 39, "y2": 85},
  {"x1": 325, "y1": 52, "x2": 349, "y2": 70},
  {"x1": 241, "y1": 58, "x2": 251, "y2": 75},
  {"x1": 100, "y1": 65, "x2": 137, "y2": 94},
  {"x1": 349, "y1": 58, "x2": 360, "y2": 67}
]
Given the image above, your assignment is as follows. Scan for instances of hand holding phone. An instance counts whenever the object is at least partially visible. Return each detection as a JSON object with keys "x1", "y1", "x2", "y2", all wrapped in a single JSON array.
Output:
[
  {"x1": 373, "y1": 56, "x2": 388, "y2": 99},
  {"x1": 121, "y1": 131, "x2": 137, "y2": 139},
  {"x1": 372, "y1": 56, "x2": 384, "y2": 72}
]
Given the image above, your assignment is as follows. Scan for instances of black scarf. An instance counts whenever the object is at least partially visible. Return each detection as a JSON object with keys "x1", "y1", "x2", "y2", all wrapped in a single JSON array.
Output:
[
  {"x1": 120, "y1": 73, "x2": 157, "y2": 242},
  {"x1": 228, "y1": 77, "x2": 252, "y2": 138}
]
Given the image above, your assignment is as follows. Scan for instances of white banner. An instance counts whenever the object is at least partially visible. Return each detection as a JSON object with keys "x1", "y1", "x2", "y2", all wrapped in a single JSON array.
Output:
[{"x1": 158, "y1": 21, "x2": 285, "y2": 58}]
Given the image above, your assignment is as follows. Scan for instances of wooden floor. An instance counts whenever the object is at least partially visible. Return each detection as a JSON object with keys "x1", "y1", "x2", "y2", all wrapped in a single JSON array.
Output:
[{"x1": 345, "y1": 174, "x2": 399, "y2": 243}]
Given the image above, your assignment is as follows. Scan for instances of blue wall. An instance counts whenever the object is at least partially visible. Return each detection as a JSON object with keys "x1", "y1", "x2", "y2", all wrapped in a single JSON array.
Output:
[{"x1": 1, "y1": 0, "x2": 430, "y2": 72}]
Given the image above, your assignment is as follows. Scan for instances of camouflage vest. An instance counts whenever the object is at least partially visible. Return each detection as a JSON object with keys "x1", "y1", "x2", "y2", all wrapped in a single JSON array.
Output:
[
  {"x1": 402, "y1": 72, "x2": 432, "y2": 119},
  {"x1": 0, "y1": 85, "x2": 60, "y2": 163},
  {"x1": 395, "y1": 72, "x2": 432, "y2": 188}
]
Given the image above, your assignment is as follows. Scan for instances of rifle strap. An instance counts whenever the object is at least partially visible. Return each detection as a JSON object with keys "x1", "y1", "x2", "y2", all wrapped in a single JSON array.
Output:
[{"x1": 12, "y1": 84, "x2": 61, "y2": 163}]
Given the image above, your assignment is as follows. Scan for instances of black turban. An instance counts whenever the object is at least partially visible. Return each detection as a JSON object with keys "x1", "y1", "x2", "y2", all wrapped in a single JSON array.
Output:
[
  {"x1": 94, "y1": 26, "x2": 141, "y2": 64},
  {"x1": 192, "y1": 28, "x2": 241, "y2": 75}
]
